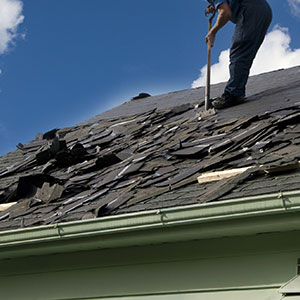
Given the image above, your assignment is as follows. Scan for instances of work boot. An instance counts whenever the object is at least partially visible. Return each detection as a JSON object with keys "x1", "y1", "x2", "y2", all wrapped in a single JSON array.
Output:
[{"x1": 212, "y1": 92, "x2": 245, "y2": 109}]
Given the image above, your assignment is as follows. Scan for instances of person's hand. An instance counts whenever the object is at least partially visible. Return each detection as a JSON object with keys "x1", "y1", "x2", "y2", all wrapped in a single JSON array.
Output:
[
  {"x1": 205, "y1": 5, "x2": 215, "y2": 15},
  {"x1": 205, "y1": 30, "x2": 216, "y2": 47}
]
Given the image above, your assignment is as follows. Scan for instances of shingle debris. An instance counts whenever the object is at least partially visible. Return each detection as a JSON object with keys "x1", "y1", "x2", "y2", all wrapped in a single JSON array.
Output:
[
  {"x1": 1, "y1": 83, "x2": 300, "y2": 231},
  {"x1": 131, "y1": 93, "x2": 152, "y2": 101}
]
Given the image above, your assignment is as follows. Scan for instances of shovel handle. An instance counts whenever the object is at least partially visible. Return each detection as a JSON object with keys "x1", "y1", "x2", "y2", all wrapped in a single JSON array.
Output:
[
  {"x1": 204, "y1": 6, "x2": 216, "y2": 110},
  {"x1": 205, "y1": 20, "x2": 213, "y2": 110}
]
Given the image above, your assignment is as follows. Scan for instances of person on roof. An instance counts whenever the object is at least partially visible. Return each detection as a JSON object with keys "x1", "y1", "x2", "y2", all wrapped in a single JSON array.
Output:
[{"x1": 205, "y1": 0, "x2": 272, "y2": 109}]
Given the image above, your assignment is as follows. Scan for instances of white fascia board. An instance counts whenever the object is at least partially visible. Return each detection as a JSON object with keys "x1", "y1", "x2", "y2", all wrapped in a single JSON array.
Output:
[{"x1": 1, "y1": 190, "x2": 300, "y2": 258}]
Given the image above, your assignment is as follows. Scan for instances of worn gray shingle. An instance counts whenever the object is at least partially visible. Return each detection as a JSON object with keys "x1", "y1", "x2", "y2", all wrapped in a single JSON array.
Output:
[{"x1": 1, "y1": 66, "x2": 300, "y2": 231}]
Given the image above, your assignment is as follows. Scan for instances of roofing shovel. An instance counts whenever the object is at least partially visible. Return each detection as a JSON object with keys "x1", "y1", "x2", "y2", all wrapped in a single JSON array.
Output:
[{"x1": 205, "y1": 6, "x2": 216, "y2": 110}]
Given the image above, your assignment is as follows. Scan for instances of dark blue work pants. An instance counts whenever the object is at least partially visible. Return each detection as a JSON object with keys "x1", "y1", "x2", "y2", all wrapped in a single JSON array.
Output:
[{"x1": 225, "y1": 0, "x2": 272, "y2": 97}]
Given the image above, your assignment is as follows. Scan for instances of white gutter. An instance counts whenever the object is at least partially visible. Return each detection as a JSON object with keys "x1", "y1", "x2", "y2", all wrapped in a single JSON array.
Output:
[{"x1": 1, "y1": 190, "x2": 300, "y2": 259}]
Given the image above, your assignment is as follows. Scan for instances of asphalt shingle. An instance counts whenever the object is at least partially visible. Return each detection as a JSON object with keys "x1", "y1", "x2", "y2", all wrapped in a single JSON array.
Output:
[{"x1": 1, "y1": 66, "x2": 300, "y2": 231}]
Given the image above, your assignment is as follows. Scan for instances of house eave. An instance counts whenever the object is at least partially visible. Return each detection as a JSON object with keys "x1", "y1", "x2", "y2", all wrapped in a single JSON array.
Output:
[{"x1": 1, "y1": 190, "x2": 300, "y2": 259}]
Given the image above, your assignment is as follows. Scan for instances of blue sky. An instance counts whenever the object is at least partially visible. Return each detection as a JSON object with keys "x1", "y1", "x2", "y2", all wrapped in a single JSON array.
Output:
[{"x1": 0, "y1": 0, "x2": 300, "y2": 156}]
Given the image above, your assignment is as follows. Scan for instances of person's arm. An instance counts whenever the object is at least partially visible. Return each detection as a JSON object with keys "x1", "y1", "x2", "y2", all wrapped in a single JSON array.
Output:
[{"x1": 205, "y1": 2, "x2": 232, "y2": 47}]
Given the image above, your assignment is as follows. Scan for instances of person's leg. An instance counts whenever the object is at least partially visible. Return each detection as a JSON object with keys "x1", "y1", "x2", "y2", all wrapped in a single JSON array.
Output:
[
  {"x1": 225, "y1": 2, "x2": 272, "y2": 97},
  {"x1": 212, "y1": 1, "x2": 272, "y2": 109},
  {"x1": 225, "y1": 33, "x2": 261, "y2": 97}
]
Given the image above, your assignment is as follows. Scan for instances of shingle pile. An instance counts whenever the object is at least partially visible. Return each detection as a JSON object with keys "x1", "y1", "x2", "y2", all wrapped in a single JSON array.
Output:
[{"x1": 1, "y1": 92, "x2": 300, "y2": 231}]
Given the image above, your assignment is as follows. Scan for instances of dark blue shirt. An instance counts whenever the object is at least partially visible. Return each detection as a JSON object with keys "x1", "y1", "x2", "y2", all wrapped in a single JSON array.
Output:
[{"x1": 209, "y1": 0, "x2": 240, "y2": 23}]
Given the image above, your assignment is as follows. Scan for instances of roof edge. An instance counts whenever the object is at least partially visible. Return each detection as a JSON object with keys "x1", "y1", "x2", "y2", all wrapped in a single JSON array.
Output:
[{"x1": 1, "y1": 190, "x2": 300, "y2": 259}]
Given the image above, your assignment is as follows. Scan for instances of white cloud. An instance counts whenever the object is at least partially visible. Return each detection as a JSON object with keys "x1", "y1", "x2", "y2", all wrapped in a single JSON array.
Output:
[
  {"x1": 0, "y1": 0, "x2": 24, "y2": 54},
  {"x1": 192, "y1": 26, "x2": 300, "y2": 88},
  {"x1": 288, "y1": 0, "x2": 300, "y2": 18}
]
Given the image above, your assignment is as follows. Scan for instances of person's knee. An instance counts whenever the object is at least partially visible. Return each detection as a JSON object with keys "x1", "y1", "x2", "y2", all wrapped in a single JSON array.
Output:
[{"x1": 230, "y1": 52, "x2": 255, "y2": 65}]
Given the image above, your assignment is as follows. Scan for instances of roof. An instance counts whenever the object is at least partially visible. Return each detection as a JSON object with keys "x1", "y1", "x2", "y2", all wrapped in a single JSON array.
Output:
[{"x1": 1, "y1": 66, "x2": 300, "y2": 232}]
